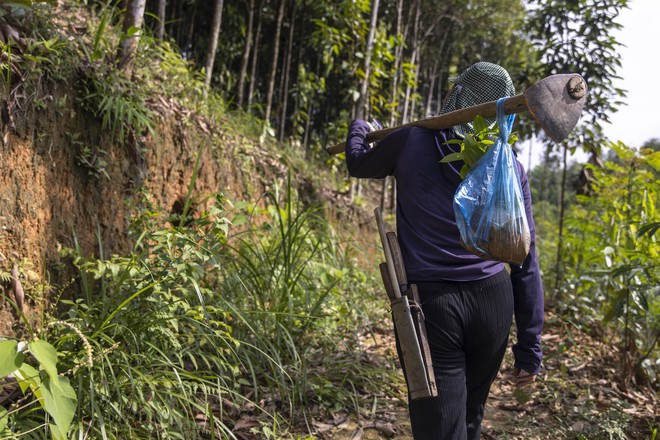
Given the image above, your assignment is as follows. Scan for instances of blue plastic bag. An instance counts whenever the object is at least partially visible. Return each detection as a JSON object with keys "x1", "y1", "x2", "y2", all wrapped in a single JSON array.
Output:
[{"x1": 453, "y1": 98, "x2": 531, "y2": 265}]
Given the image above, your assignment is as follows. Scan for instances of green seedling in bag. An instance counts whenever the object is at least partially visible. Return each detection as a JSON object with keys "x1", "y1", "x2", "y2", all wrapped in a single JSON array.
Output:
[{"x1": 441, "y1": 115, "x2": 518, "y2": 179}]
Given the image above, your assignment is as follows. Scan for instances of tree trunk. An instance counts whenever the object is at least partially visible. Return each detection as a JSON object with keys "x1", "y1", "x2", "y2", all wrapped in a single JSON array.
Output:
[
  {"x1": 424, "y1": 59, "x2": 439, "y2": 117},
  {"x1": 527, "y1": 134, "x2": 534, "y2": 172},
  {"x1": 355, "y1": 0, "x2": 380, "y2": 120},
  {"x1": 383, "y1": 0, "x2": 404, "y2": 213},
  {"x1": 278, "y1": 5, "x2": 296, "y2": 141},
  {"x1": 117, "y1": 0, "x2": 147, "y2": 75},
  {"x1": 389, "y1": 180, "x2": 397, "y2": 214},
  {"x1": 303, "y1": 58, "x2": 322, "y2": 153},
  {"x1": 291, "y1": 34, "x2": 306, "y2": 142},
  {"x1": 237, "y1": 0, "x2": 256, "y2": 108},
  {"x1": 175, "y1": 0, "x2": 183, "y2": 43},
  {"x1": 388, "y1": 0, "x2": 404, "y2": 127},
  {"x1": 426, "y1": 24, "x2": 450, "y2": 115},
  {"x1": 350, "y1": 0, "x2": 380, "y2": 204},
  {"x1": 204, "y1": 0, "x2": 225, "y2": 90},
  {"x1": 185, "y1": 5, "x2": 196, "y2": 54},
  {"x1": 401, "y1": 52, "x2": 418, "y2": 123},
  {"x1": 247, "y1": 0, "x2": 264, "y2": 110},
  {"x1": 264, "y1": 0, "x2": 286, "y2": 123},
  {"x1": 303, "y1": 101, "x2": 313, "y2": 150},
  {"x1": 402, "y1": 1, "x2": 421, "y2": 123},
  {"x1": 409, "y1": 64, "x2": 421, "y2": 122},
  {"x1": 156, "y1": 0, "x2": 166, "y2": 40},
  {"x1": 435, "y1": 19, "x2": 455, "y2": 115}
]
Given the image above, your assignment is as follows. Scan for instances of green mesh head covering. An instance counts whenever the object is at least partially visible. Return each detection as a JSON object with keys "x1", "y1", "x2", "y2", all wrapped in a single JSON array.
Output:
[{"x1": 440, "y1": 62, "x2": 515, "y2": 138}]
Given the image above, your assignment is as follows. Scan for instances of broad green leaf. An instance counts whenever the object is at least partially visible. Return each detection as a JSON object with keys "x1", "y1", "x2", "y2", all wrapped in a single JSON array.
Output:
[
  {"x1": 608, "y1": 141, "x2": 634, "y2": 161},
  {"x1": 29, "y1": 339, "x2": 58, "y2": 379},
  {"x1": 50, "y1": 423, "x2": 66, "y2": 440},
  {"x1": 646, "y1": 151, "x2": 660, "y2": 171},
  {"x1": 440, "y1": 152, "x2": 463, "y2": 163},
  {"x1": 126, "y1": 26, "x2": 141, "y2": 37},
  {"x1": 462, "y1": 142, "x2": 483, "y2": 167},
  {"x1": 460, "y1": 164, "x2": 470, "y2": 180},
  {"x1": 463, "y1": 134, "x2": 478, "y2": 149},
  {"x1": 0, "y1": 340, "x2": 24, "y2": 377},
  {"x1": 0, "y1": 407, "x2": 7, "y2": 432},
  {"x1": 473, "y1": 115, "x2": 489, "y2": 134},
  {"x1": 14, "y1": 363, "x2": 43, "y2": 402},
  {"x1": 42, "y1": 375, "x2": 77, "y2": 436},
  {"x1": 603, "y1": 290, "x2": 627, "y2": 322}
]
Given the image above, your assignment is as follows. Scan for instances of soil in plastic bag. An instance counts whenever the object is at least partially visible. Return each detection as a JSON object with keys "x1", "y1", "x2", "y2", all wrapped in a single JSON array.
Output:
[{"x1": 453, "y1": 99, "x2": 531, "y2": 265}]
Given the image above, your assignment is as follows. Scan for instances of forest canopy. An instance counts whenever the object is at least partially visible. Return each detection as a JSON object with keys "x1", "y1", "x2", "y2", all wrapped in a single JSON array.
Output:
[{"x1": 143, "y1": 0, "x2": 628, "y2": 157}]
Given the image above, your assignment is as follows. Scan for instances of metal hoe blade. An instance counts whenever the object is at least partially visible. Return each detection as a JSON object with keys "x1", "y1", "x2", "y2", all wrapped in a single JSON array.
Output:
[{"x1": 524, "y1": 74, "x2": 587, "y2": 143}]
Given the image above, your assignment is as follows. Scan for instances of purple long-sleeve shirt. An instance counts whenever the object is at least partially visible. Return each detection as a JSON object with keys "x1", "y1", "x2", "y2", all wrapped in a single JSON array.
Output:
[{"x1": 345, "y1": 119, "x2": 544, "y2": 374}]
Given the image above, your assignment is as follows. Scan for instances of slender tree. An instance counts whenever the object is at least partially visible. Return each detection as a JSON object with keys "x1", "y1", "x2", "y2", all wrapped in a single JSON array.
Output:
[
  {"x1": 156, "y1": 0, "x2": 166, "y2": 39},
  {"x1": 355, "y1": 0, "x2": 380, "y2": 120},
  {"x1": 236, "y1": 0, "x2": 256, "y2": 108},
  {"x1": 117, "y1": 0, "x2": 147, "y2": 75},
  {"x1": 388, "y1": 0, "x2": 405, "y2": 127},
  {"x1": 204, "y1": 0, "x2": 225, "y2": 89},
  {"x1": 278, "y1": 4, "x2": 296, "y2": 141},
  {"x1": 247, "y1": 0, "x2": 264, "y2": 110},
  {"x1": 401, "y1": 0, "x2": 421, "y2": 124},
  {"x1": 264, "y1": 0, "x2": 286, "y2": 123},
  {"x1": 381, "y1": 0, "x2": 405, "y2": 214}
]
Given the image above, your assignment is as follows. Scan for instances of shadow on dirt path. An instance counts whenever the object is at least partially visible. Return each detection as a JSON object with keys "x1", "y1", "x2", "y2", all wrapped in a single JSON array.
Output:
[{"x1": 312, "y1": 312, "x2": 658, "y2": 440}]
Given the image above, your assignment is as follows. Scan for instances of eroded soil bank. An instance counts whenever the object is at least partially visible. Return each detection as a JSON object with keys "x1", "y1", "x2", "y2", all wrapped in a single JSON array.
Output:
[{"x1": 0, "y1": 85, "x2": 359, "y2": 336}]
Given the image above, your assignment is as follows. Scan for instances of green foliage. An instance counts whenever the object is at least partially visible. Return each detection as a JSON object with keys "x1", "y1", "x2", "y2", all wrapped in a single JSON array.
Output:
[
  {"x1": 2, "y1": 178, "x2": 385, "y2": 437},
  {"x1": 138, "y1": 36, "x2": 228, "y2": 119},
  {"x1": 85, "y1": 0, "x2": 122, "y2": 63},
  {"x1": 78, "y1": 66, "x2": 156, "y2": 146},
  {"x1": 290, "y1": 63, "x2": 326, "y2": 144},
  {"x1": 0, "y1": 269, "x2": 11, "y2": 283},
  {"x1": 220, "y1": 174, "x2": 385, "y2": 416},
  {"x1": 0, "y1": 340, "x2": 24, "y2": 377},
  {"x1": 526, "y1": 0, "x2": 628, "y2": 153},
  {"x1": 0, "y1": 337, "x2": 78, "y2": 439},
  {"x1": 0, "y1": 1, "x2": 161, "y2": 177},
  {"x1": 440, "y1": 115, "x2": 518, "y2": 179},
  {"x1": 55, "y1": 196, "x2": 249, "y2": 438},
  {"x1": 528, "y1": 156, "x2": 583, "y2": 207},
  {"x1": 71, "y1": 132, "x2": 110, "y2": 179},
  {"x1": 554, "y1": 141, "x2": 660, "y2": 384},
  {"x1": 0, "y1": 2, "x2": 75, "y2": 129}
]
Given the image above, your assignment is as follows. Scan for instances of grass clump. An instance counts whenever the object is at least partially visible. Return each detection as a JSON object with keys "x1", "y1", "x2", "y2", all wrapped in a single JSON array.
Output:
[{"x1": 0, "y1": 179, "x2": 391, "y2": 439}]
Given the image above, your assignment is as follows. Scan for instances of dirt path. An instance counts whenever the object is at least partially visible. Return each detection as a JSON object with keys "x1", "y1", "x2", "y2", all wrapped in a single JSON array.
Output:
[
  {"x1": 312, "y1": 368, "x2": 525, "y2": 440},
  {"x1": 312, "y1": 313, "x2": 658, "y2": 440}
]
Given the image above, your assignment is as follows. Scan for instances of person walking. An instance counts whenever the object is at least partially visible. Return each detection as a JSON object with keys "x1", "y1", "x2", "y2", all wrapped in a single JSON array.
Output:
[{"x1": 344, "y1": 62, "x2": 544, "y2": 440}]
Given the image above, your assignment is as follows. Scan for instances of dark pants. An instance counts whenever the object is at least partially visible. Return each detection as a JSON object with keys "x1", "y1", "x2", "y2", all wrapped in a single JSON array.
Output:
[{"x1": 399, "y1": 269, "x2": 514, "y2": 440}]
